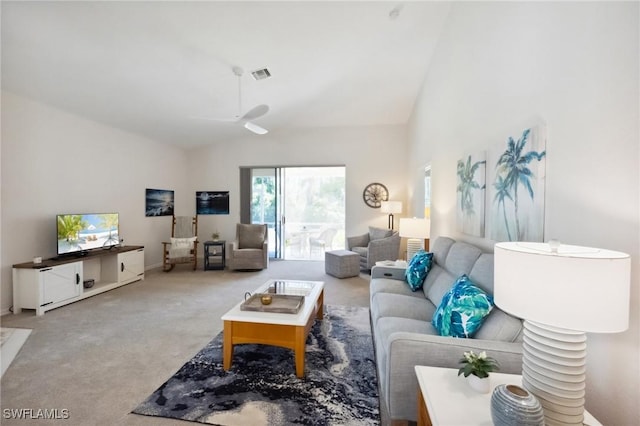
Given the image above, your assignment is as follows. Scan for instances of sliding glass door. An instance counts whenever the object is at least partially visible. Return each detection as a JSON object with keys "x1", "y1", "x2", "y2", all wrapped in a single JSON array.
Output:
[{"x1": 244, "y1": 166, "x2": 345, "y2": 260}]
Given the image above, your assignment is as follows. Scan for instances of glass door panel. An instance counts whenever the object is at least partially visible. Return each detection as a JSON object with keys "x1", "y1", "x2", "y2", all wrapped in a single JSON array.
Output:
[{"x1": 249, "y1": 166, "x2": 345, "y2": 260}]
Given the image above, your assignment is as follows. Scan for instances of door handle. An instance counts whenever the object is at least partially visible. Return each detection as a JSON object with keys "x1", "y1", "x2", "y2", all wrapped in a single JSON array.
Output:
[
  {"x1": 76, "y1": 273, "x2": 80, "y2": 284},
  {"x1": 121, "y1": 262, "x2": 125, "y2": 272}
]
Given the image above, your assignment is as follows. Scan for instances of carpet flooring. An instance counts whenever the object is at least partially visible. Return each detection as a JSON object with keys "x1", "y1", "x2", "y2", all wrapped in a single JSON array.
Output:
[
  {"x1": 132, "y1": 305, "x2": 379, "y2": 425},
  {"x1": 0, "y1": 328, "x2": 32, "y2": 378}
]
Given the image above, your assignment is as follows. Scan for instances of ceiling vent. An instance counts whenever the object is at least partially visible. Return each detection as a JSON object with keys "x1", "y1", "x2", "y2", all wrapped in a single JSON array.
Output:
[{"x1": 251, "y1": 68, "x2": 272, "y2": 81}]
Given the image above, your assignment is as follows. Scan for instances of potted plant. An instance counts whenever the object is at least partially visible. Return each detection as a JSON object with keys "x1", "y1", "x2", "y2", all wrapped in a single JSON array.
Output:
[
  {"x1": 211, "y1": 231, "x2": 220, "y2": 241},
  {"x1": 458, "y1": 350, "x2": 500, "y2": 393}
]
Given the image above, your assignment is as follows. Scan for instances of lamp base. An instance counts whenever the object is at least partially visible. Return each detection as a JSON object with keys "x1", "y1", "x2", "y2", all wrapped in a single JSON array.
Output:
[
  {"x1": 406, "y1": 238, "x2": 423, "y2": 261},
  {"x1": 521, "y1": 320, "x2": 586, "y2": 426}
]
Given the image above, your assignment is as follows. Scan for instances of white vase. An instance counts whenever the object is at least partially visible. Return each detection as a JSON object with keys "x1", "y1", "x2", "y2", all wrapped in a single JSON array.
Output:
[{"x1": 467, "y1": 374, "x2": 491, "y2": 393}]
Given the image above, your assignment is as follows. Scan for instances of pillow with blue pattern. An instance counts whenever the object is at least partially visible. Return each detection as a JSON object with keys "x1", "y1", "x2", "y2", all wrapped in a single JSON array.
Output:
[
  {"x1": 404, "y1": 250, "x2": 433, "y2": 291},
  {"x1": 432, "y1": 274, "x2": 494, "y2": 338}
]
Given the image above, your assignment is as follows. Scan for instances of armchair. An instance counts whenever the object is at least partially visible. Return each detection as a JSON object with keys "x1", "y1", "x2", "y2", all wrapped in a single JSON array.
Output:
[
  {"x1": 347, "y1": 226, "x2": 400, "y2": 271},
  {"x1": 228, "y1": 223, "x2": 268, "y2": 271}
]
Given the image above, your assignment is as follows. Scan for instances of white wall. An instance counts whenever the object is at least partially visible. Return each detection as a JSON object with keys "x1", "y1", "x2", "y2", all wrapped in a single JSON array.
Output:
[
  {"x1": 186, "y1": 125, "x2": 409, "y2": 246},
  {"x1": 0, "y1": 92, "x2": 190, "y2": 313},
  {"x1": 0, "y1": 92, "x2": 409, "y2": 313},
  {"x1": 407, "y1": 2, "x2": 639, "y2": 424}
]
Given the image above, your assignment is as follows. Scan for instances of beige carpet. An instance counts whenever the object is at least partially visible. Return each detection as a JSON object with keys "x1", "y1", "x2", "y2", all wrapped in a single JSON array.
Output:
[
  {"x1": 0, "y1": 260, "x2": 374, "y2": 425},
  {"x1": 1, "y1": 328, "x2": 32, "y2": 378}
]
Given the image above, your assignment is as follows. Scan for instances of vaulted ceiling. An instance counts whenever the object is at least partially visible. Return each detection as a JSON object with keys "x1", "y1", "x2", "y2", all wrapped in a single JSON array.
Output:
[{"x1": 1, "y1": 1, "x2": 451, "y2": 148}]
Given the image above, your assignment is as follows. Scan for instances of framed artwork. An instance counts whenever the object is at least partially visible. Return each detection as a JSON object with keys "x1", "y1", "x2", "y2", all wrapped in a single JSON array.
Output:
[
  {"x1": 456, "y1": 151, "x2": 486, "y2": 237},
  {"x1": 145, "y1": 188, "x2": 174, "y2": 217},
  {"x1": 486, "y1": 126, "x2": 547, "y2": 242},
  {"x1": 196, "y1": 191, "x2": 229, "y2": 215}
]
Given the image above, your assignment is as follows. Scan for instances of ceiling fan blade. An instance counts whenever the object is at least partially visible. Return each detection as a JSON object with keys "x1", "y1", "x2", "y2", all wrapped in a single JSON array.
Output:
[
  {"x1": 190, "y1": 115, "x2": 238, "y2": 122},
  {"x1": 243, "y1": 121, "x2": 269, "y2": 135},
  {"x1": 241, "y1": 104, "x2": 269, "y2": 121}
]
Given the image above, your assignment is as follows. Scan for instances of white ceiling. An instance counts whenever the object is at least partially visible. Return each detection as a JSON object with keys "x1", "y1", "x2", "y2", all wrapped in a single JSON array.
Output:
[{"x1": 1, "y1": 1, "x2": 451, "y2": 148}]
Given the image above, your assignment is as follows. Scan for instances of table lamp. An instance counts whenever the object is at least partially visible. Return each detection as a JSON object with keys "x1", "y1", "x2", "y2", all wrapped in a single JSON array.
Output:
[
  {"x1": 494, "y1": 241, "x2": 630, "y2": 426},
  {"x1": 399, "y1": 218, "x2": 430, "y2": 261},
  {"x1": 381, "y1": 201, "x2": 403, "y2": 230}
]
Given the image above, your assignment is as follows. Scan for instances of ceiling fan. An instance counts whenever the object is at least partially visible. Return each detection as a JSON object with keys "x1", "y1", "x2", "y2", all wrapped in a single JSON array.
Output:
[{"x1": 195, "y1": 66, "x2": 269, "y2": 135}]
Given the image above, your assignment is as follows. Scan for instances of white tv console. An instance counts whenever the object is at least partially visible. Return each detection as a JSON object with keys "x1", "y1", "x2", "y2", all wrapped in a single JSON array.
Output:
[{"x1": 12, "y1": 246, "x2": 144, "y2": 316}]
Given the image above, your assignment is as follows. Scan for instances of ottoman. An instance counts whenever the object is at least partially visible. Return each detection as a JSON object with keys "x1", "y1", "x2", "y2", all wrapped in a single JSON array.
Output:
[{"x1": 325, "y1": 250, "x2": 360, "y2": 278}]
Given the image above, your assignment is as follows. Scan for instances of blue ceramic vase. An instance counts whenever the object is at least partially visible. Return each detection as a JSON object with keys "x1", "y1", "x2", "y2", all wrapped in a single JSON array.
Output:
[{"x1": 490, "y1": 384, "x2": 544, "y2": 426}]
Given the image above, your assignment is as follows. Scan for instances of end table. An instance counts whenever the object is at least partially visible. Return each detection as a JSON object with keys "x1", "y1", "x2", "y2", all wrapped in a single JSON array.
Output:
[
  {"x1": 204, "y1": 240, "x2": 225, "y2": 270},
  {"x1": 415, "y1": 366, "x2": 601, "y2": 426}
]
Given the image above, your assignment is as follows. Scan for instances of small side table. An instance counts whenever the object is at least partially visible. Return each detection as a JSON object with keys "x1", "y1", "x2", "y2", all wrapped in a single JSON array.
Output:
[
  {"x1": 204, "y1": 240, "x2": 225, "y2": 270},
  {"x1": 415, "y1": 366, "x2": 601, "y2": 426}
]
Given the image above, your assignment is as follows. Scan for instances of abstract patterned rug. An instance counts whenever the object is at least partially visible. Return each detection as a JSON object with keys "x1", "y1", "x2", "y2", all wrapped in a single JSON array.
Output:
[{"x1": 132, "y1": 305, "x2": 379, "y2": 425}]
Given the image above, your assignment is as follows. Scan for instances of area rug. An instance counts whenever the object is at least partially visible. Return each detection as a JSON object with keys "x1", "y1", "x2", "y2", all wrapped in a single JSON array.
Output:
[{"x1": 132, "y1": 305, "x2": 379, "y2": 425}]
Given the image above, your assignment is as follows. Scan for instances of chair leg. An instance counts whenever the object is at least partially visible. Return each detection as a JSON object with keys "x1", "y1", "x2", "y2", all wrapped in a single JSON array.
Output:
[{"x1": 163, "y1": 251, "x2": 175, "y2": 272}]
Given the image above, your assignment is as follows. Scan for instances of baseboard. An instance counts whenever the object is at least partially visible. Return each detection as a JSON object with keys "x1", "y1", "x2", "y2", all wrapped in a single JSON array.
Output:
[{"x1": 0, "y1": 307, "x2": 12, "y2": 317}]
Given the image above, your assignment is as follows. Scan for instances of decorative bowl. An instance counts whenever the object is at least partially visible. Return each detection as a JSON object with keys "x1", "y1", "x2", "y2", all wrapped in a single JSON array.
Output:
[{"x1": 260, "y1": 295, "x2": 273, "y2": 305}]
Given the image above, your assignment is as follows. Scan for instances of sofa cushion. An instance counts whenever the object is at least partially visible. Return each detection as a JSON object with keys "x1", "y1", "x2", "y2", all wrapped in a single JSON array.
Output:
[
  {"x1": 371, "y1": 293, "x2": 435, "y2": 325},
  {"x1": 170, "y1": 237, "x2": 196, "y2": 249},
  {"x1": 474, "y1": 309, "x2": 524, "y2": 342},
  {"x1": 405, "y1": 251, "x2": 434, "y2": 291},
  {"x1": 432, "y1": 274, "x2": 494, "y2": 338},
  {"x1": 369, "y1": 226, "x2": 393, "y2": 241}
]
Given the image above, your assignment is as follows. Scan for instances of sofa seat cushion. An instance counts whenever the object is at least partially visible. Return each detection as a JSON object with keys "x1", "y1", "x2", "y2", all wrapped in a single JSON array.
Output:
[
  {"x1": 371, "y1": 293, "x2": 435, "y2": 326},
  {"x1": 370, "y1": 277, "x2": 419, "y2": 298}
]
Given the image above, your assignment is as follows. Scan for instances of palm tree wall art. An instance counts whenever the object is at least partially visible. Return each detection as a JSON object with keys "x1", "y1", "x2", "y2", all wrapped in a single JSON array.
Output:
[
  {"x1": 487, "y1": 127, "x2": 547, "y2": 242},
  {"x1": 456, "y1": 152, "x2": 486, "y2": 237}
]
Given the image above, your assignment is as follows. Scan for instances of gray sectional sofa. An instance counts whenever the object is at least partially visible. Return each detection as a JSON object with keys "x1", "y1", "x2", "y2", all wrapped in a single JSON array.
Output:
[{"x1": 369, "y1": 236, "x2": 524, "y2": 422}]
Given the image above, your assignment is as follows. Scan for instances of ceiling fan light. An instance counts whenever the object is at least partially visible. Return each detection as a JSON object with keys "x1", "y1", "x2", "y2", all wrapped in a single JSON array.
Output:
[{"x1": 244, "y1": 121, "x2": 268, "y2": 135}]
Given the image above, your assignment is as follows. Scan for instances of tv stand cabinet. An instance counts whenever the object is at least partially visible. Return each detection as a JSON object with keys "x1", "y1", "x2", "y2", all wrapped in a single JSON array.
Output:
[{"x1": 12, "y1": 246, "x2": 144, "y2": 316}]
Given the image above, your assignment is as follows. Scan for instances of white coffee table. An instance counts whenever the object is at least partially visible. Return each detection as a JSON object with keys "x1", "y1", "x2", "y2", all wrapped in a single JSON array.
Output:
[
  {"x1": 415, "y1": 366, "x2": 601, "y2": 426},
  {"x1": 221, "y1": 279, "x2": 324, "y2": 378}
]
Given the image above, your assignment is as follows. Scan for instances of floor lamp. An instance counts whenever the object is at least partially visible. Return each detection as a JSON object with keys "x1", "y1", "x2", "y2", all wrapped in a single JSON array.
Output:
[
  {"x1": 380, "y1": 201, "x2": 402, "y2": 230},
  {"x1": 399, "y1": 218, "x2": 430, "y2": 261},
  {"x1": 494, "y1": 241, "x2": 630, "y2": 426}
]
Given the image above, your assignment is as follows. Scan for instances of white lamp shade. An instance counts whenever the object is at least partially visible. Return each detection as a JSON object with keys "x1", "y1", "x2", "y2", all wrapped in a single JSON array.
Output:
[
  {"x1": 380, "y1": 201, "x2": 403, "y2": 214},
  {"x1": 494, "y1": 242, "x2": 630, "y2": 333},
  {"x1": 399, "y1": 218, "x2": 430, "y2": 239}
]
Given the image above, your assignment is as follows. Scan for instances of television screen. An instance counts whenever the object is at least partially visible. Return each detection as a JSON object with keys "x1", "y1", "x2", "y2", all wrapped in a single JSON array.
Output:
[{"x1": 56, "y1": 213, "x2": 119, "y2": 255}]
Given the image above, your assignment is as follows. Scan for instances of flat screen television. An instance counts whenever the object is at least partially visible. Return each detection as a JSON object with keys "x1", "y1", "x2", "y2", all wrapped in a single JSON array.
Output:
[{"x1": 56, "y1": 213, "x2": 119, "y2": 256}]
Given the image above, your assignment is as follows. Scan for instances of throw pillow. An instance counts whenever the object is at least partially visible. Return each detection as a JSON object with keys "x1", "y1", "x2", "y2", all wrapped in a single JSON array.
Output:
[
  {"x1": 404, "y1": 251, "x2": 433, "y2": 291},
  {"x1": 432, "y1": 274, "x2": 494, "y2": 338},
  {"x1": 368, "y1": 226, "x2": 393, "y2": 241},
  {"x1": 171, "y1": 237, "x2": 196, "y2": 249}
]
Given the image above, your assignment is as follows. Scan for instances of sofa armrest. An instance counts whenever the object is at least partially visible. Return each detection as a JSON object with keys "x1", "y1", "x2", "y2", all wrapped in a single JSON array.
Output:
[
  {"x1": 347, "y1": 233, "x2": 369, "y2": 250},
  {"x1": 371, "y1": 265, "x2": 406, "y2": 280},
  {"x1": 383, "y1": 331, "x2": 523, "y2": 421}
]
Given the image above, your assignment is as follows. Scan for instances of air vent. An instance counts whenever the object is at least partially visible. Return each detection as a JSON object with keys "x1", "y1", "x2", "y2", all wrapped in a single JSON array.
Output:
[{"x1": 251, "y1": 68, "x2": 272, "y2": 81}]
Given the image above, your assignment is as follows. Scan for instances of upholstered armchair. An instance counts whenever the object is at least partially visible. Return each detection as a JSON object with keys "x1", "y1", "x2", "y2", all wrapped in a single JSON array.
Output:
[
  {"x1": 228, "y1": 223, "x2": 269, "y2": 271},
  {"x1": 347, "y1": 227, "x2": 400, "y2": 271}
]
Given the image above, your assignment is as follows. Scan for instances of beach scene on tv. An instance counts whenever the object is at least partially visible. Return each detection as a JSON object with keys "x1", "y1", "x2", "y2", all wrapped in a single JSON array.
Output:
[{"x1": 57, "y1": 214, "x2": 119, "y2": 254}]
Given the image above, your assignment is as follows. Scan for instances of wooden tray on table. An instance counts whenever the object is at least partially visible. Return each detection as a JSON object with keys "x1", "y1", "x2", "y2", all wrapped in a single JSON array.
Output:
[{"x1": 240, "y1": 293, "x2": 304, "y2": 314}]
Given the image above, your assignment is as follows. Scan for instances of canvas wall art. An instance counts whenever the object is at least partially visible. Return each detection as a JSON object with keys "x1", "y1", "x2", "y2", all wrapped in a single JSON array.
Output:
[
  {"x1": 486, "y1": 127, "x2": 547, "y2": 242},
  {"x1": 196, "y1": 191, "x2": 229, "y2": 215},
  {"x1": 456, "y1": 151, "x2": 486, "y2": 237},
  {"x1": 145, "y1": 188, "x2": 175, "y2": 217}
]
